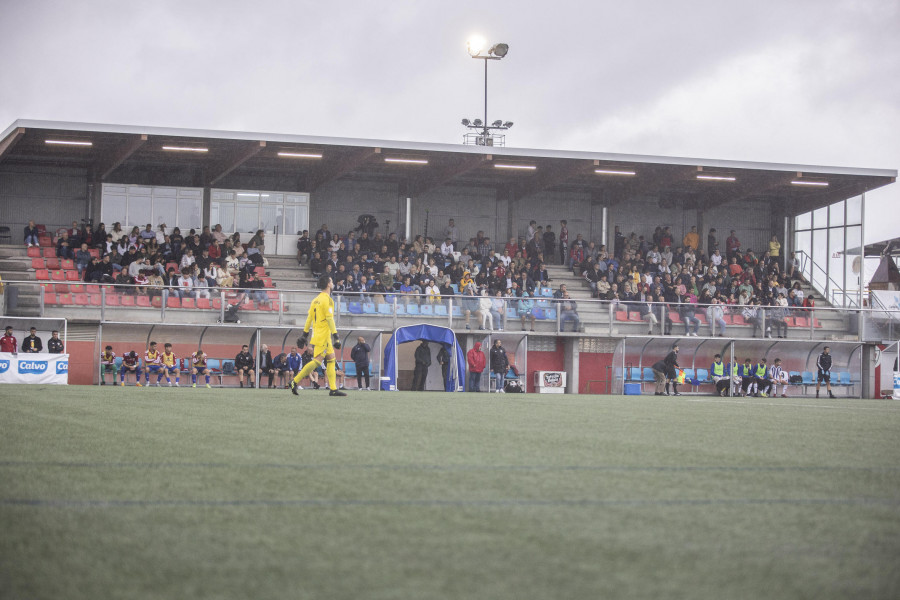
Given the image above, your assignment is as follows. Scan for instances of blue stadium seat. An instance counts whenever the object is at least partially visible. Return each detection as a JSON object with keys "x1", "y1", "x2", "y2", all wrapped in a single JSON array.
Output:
[
  {"x1": 696, "y1": 368, "x2": 709, "y2": 381},
  {"x1": 801, "y1": 371, "x2": 815, "y2": 384},
  {"x1": 406, "y1": 304, "x2": 419, "y2": 315},
  {"x1": 348, "y1": 301, "x2": 363, "y2": 314},
  {"x1": 642, "y1": 367, "x2": 655, "y2": 381},
  {"x1": 450, "y1": 284, "x2": 459, "y2": 293},
  {"x1": 362, "y1": 303, "x2": 376, "y2": 314},
  {"x1": 378, "y1": 303, "x2": 393, "y2": 315},
  {"x1": 342, "y1": 362, "x2": 357, "y2": 377},
  {"x1": 545, "y1": 309, "x2": 557, "y2": 320},
  {"x1": 434, "y1": 304, "x2": 448, "y2": 316},
  {"x1": 840, "y1": 372, "x2": 851, "y2": 385},
  {"x1": 683, "y1": 368, "x2": 695, "y2": 382},
  {"x1": 452, "y1": 305, "x2": 462, "y2": 317},
  {"x1": 533, "y1": 308, "x2": 546, "y2": 320},
  {"x1": 339, "y1": 301, "x2": 348, "y2": 313},
  {"x1": 420, "y1": 304, "x2": 434, "y2": 315}
]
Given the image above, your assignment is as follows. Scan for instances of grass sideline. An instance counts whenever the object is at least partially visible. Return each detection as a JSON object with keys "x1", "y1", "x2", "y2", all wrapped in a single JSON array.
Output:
[{"x1": 1, "y1": 385, "x2": 899, "y2": 600}]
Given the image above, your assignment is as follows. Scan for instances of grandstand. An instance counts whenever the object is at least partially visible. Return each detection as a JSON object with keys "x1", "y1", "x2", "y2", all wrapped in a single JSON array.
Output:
[{"x1": 0, "y1": 119, "x2": 897, "y2": 395}]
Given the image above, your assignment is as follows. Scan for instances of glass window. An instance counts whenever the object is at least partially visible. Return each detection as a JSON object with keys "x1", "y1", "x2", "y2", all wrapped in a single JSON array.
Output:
[
  {"x1": 153, "y1": 197, "x2": 176, "y2": 228},
  {"x1": 178, "y1": 197, "x2": 202, "y2": 230},
  {"x1": 811, "y1": 229, "x2": 828, "y2": 293},
  {"x1": 213, "y1": 191, "x2": 234, "y2": 201},
  {"x1": 283, "y1": 204, "x2": 308, "y2": 235},
  {"x1": 795, "y1": 211, "x2": 811, "y2": 231},
  {"x1": 235, "y1": 204, "x2": 258, "y2": 234},
  {"x1": 102, "y1": 194, "x2": 127, "y2": 226},
  {"x1": 813, "y1": 207, "x2": 828, "y2": 229},
  {"x1": 846, "y1": 195, "x2": 862, "y2": 226},
  {"x1": 127, "y1": 195, "x2": 152, "y2": 227},
  {"x1": 845, "y1": 225, "x2": 862, "y2": 306},
  {"x1": 259, "y1": 204, "x2": 279, "y2": 233},
  {"x1": 211, "y1": 202, "x2": 235, "y2": 232},
  {"x1": 829, "y1": 200, "x2": 845, "y2": 227},
  {"x1": 828, "y1": 228, "x2": 844, "y2": 306}
]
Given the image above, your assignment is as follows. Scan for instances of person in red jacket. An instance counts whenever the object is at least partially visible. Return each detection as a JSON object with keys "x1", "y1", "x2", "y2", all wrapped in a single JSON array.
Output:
[
  {"x1": 467, "y1": 341, "x2": 486, "y2": 392},
  {"x1": 0, "y1": 326, "x2": 17, "y2": 353}
]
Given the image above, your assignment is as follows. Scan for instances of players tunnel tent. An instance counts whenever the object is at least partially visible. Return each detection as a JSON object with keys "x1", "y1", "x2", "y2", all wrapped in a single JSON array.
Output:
[{"x1": 381, "y1": 324, "x2": 465, "y2": 391}]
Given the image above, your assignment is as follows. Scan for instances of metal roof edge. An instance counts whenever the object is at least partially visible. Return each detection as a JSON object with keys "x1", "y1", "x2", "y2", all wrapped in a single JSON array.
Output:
[{"x1": 6, "y1": 118, "x2": 897, "y2": 179}]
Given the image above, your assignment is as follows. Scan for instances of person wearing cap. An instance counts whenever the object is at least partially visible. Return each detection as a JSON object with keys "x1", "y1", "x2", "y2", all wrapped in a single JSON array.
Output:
[
  {"x1": 21, "y1": 327, "x2": 43, "y2": 353},
  {"x1": 0, "y1": 326, "x2": 17, "y2": 353}
]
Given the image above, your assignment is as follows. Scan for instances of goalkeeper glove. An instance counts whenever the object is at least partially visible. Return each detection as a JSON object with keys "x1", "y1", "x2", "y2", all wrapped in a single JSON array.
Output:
[
  {"x1": 297, "y1": 331, "x2": 309, "y2": 347},
  {"x1": 332, "y1": 333, "x2": 341, "y2": 350}
]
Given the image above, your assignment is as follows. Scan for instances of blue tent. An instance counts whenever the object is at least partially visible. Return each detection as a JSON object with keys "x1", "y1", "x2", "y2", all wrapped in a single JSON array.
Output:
[{"x1": 381, "y1": 324, "x2": 465, "y2": 392}]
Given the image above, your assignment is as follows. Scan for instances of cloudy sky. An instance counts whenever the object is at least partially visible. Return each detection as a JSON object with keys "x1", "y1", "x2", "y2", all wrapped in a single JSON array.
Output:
[{"x1": 1, "y1": 0, "x2": 897, "y2": 241}]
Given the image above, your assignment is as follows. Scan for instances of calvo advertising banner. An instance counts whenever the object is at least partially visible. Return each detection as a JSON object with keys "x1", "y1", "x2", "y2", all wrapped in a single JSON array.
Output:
[{"x1": 0, "y1": 353, "x2": 69, "y2": 385}]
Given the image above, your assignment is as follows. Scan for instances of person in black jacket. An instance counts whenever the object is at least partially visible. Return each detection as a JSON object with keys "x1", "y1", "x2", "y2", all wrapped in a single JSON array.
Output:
[
  {"x1": 437, "y1": 345, "x2": 451, "y2": 389},
  {"x1": 258, "y1": 344, "x2": 275, "y2": 388},
  {"x1": 816, "y1": 346, "x2": 836, "y2": 398},
  {"x1": 490, "y1": 339, "x2": 509, "y2": 393},
  {"x1": 47, "y1": 330, "x2": 64, "y2": 354},
  {"x1": 651, "y1": 344, "x2": 680, "y2": 396},
  {"x1": 412, "y1": 340, "x2": 431, "y2": 391},
  {"x1": 235, "y1": 345, "x2": 256, "y2": 388},
  {"x1": 21, "y1": 327, "x2": 43, "y2": 353},
  {"x1": 350, "y1": 337, "x2": 371, "y2": 390}
]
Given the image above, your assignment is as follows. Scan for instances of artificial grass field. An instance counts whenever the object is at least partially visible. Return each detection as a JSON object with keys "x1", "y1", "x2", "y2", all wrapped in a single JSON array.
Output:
[{"x1": 1, "y1": 385, "x2": 899, "y2": 600}]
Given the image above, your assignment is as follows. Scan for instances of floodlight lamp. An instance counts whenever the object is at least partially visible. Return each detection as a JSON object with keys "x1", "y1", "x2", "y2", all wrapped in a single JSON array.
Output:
[
  {"x1": 492, "y1": 120, "x2": 503, "y2": 127},
  {"x1": 489, "y1": 43, "x2": 509, "y2": 58},
  {"x1": 462, "y1": 118, "x2": 471, "y2": 126},
  {"x1": 503, "y1": 122, "x2": 514, "y2": 128},
  {"x1": 467, "y1": 36, "x2": 486, "y2": 57},
  {"x1": 473, "y1": 119, "x2": 483, "y2": 127}
]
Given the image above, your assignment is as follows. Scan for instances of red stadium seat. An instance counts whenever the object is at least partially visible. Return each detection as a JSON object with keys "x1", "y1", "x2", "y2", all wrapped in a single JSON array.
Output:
[
  {"x1": 180, "y1": 297, "x2": 195, "y2": 309},
  {"x1": 44, "y1": 293, "x2": 58, "y2": 305},
  {"x1": 39, "y1": 235, "x2": 52, "y2": 247},
  {"x1": 628, "y1": 312, "x2": 643, "y2": 322},
  {"x1": 794, "y1": 316, "x2": 809, "y2": 327},
  {"x1": 36, "y1": 224, "x2": 47, "y2": 235},
  {"x1": 31, "y1": 258, "x2": 46, "y2": 269},
  {"x1": 197, "y1": 298, "x2": 211, "y2": 309},
  {"x1": 254, "y1": 266, "x2": 266, "y2": 276},
  {"x1": 68, "y1": 284, "x2": 85, "y2": 293},
  {"x1": 61, "y1": 259, "x2": 74, "y2": 270},
  {"x1": 120, "y1": 295, "x2": 136, "y2": 307},
  {"x1": 65, "y1": 270, "x2": 81, "y2": 281},
  {"x1": 166, "y1": 297, "x2": 181, "y2": 308},
  {"x1": 27, "y1": 247, "x2": 42, "y2": 258},
  {"x1": 45, "y1": 258, "x2": 60, "y2": 270},
  {"x1": 57, "y1": 293, "x2": 73, "y2": 305},
  {"x1": 258, "y1": 301, "x2": 272, "y2": 311},
  {"x1": 106, "y1": 294, "x2": 120, "y2": 306},
  {"x1": 267, "y1": 290, "x2": 279, "y2": 299},
  {"x1": 731, "y1": 315, "x2": 746, "y2": 326},
  {"x1": 137, "y1": 296, "x2": 152, "y2": 307},
  {"x1": 89, "y1": 294, "x2": 101, "y2": 306},
  {"x1": 165, "y1": 262, "x2": 178, "y2": 272},
  {"x1": 51, "y1": 270, "x2": 64, "y2": 281},
  {"x1": 782, "y1": 317, "x2": 795, "y2": 327},
  {"x1": 212, "y1": 298, "x2": 222, "y2": 309},
  {"x1": 35, "y1": 269, "x2": 50, "y2": 280},
  {"x1": 151, "y1": 296, "x2": 162, "y2": 308},
  {"x1": 42, "y1": 248, "x2": 56, "y2": 258},
  {"x1": 73, "y1": 293, "x2": 89, "y2": 305},
  {"x1": 615, "y1": 311, "x2": 629, "y2": 322},
  {"x1": 88, "y1": 249, "x2": 100, "y2": 258},
  {"x1": 668, "y1": 311, "x2": 682, "y2": 323}
]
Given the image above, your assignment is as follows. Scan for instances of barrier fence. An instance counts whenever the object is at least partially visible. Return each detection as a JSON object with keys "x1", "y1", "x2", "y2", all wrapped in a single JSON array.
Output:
[{"x1": 1, "y1": 279, "x2": 898, "y2": 342}]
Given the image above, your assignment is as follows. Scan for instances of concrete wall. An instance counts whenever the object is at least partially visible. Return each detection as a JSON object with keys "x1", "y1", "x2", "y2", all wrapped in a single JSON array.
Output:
[{"x1": 0, "y1": 165, "x2": 89, "y2": 237}]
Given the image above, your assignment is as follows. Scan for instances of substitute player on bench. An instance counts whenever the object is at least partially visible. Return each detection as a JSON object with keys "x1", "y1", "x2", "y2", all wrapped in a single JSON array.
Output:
[
  {"x1": 290, "y1": 275, "x2": 347, "y2": 397},
  {"x1": 191, "y1": 348, "x2": 212, "y2": 388},
  {"x1": 162, "y1": 343, "x2": 180, "y2": 387}
]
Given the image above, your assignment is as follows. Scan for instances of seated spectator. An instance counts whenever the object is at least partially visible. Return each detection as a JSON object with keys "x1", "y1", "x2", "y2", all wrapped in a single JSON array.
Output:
[
  {"x1": 24, "y1": 220, "x2": 39, "y2": 247},
  {"x1": 490, "y1": 291, "x2": 505, "y2": 331},
  {"x1": 706, "y1": 298, "x2": 727, "y2": 337},
  {"x1": 558, "y1": 292, "x2": 580, "y2": 332},
  {"x1": 56, "y1": 231, "x2": 74, "y2": 259},
  {"x1": 177, "y1": 268, "x2": 195, "y2": 299},
  {"x1": 147, "y1": 270, "x2": 165, "y2": 297},
  {"x1": 679, "y1": 301, "x2": 701, "y2": 336},
  {"x1": 518, "y1": 292, "x2": 536, "y2": 331},
  {"x1": 115, "y1": 270, "x2": 134, "y2": 295},
  {"x1": 75, "y1": 243, "x2": 92, "y2": 276},
  {"x1": 133, "y1": 270, "x2": 150, "y2": 295}
]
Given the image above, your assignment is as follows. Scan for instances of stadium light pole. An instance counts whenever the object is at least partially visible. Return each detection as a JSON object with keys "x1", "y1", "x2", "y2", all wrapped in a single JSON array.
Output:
[{"x1": 462, "y1": 38, "x2": 513, "y2": 145}]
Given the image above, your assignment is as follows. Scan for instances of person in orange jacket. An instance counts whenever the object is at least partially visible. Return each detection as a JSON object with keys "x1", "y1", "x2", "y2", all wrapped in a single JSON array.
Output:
[{"x1": 467, "y1": 341, "x2": 486, "y2": 392}]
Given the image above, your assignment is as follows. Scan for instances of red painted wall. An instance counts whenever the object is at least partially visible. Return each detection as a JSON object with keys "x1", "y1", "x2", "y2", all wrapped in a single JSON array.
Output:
[
  {"x1": 578, "y1": 353, "x2": 615, "y2": 394},
  {"x1": 526, "y1": 350, "x2": 565, "y2": 393}
]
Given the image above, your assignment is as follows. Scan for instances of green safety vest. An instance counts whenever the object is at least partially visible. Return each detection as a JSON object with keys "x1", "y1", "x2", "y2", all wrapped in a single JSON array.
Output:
[
  {"x1": 755, "y1": 364, "x2": 767, "y2": 377},
  {"x1": 713, "y1": 362, "x2": 724, "y2": 376}
]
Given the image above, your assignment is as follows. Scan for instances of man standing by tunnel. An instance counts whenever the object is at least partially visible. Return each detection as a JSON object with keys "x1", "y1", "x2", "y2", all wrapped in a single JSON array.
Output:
[{"x1": 412, "y1": 340, "x2": 431, "y2": 391}]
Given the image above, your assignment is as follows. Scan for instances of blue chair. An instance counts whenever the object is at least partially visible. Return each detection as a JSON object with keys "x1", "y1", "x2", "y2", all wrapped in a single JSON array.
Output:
[
  {"x1": 546, "y1": 309, "x2": 557, "y2": 320},
  {"x1": 339, "y1": 301, "x2": 348, "y2": 312},
  {"x1": 420, "y1": 304, "x2": 434, "y2": 315},
  {"x1": 434, "y1": 304, "x2": 448, "y2": 316},
  {"x1": 114, "y1": 356, "x2": 124, "y2": 368},
  {"x1": 451, "y1": 305, "x2": 462, "y2": 317},
  {"x1": 405, "y1": 304, "x2": 419, "y2": 315},
  {"x1": 506, "y1": 307, "x2": 517, "y2": 319},
  {"x1": 342, "y1": 362, "x2": 357, "y2": 377},
  {"x1": 450, "y1": 284, "x2": 459, "y2": 293},
  {"x1": 840, "y1": 372, "x2": 851, "y2": 385},
  {"x1": 533, "y1": 308, "x2": 546, "y2": 320},
  {"x1": 801, "y1": 371, "x2": 815, "y2": 385},
  {"x1": 348, "y1": 302, "x2": 363, "y2": 314},
  {"x1": 222, "y1": 360, "x2": 236, "y2": 375},
  {"x1": 642, "y1": 367, "x2": 655, "y2": 381},
  {"x1": 362, "y1": 303, "x2": 376, "y2": 314},
  {"x1": 378, "y1": 303, "x2": 393, "y2": 315},
  {"x1": 683, "y1": 368, "x2": 695, "y2": 382},
  {"x1": 696, "y1": 368, "x2": 709, "y2": 382}
]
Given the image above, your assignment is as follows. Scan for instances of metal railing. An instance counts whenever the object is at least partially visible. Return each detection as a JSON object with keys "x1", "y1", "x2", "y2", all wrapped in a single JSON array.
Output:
[{"x1": 5, "y1": 279, "x2": 897, "y2": 341}]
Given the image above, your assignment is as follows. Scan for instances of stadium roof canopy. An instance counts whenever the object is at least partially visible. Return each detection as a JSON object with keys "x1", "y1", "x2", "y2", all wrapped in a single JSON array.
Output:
[{"x1": 1, "y1": 119, "x2": 895, "y2": 216}]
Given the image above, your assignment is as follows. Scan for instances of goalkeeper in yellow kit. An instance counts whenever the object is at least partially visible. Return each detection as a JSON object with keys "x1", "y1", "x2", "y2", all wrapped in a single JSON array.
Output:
[{"x1": 290, "y1": 275, "x2": 347, "y2": 397}]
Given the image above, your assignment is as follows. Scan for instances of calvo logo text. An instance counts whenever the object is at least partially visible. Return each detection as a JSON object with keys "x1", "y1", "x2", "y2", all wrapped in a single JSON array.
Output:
[
  {"x1": 19, "y1": 360, "x2": 48, "y2": 375},
  {"x1": 0, "y1": 360, "x2": 9, "y2": 374},
  {"x1": 56, "y1": 361, "x2": 69, "y2": 374}
]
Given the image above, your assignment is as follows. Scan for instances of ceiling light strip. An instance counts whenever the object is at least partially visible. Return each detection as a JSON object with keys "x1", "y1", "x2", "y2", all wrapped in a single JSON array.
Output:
[
  {"x1": 696, "y1": 174, "x2": 735, "y2": 182},
  {"x1": 595, "y1": 169, "x2": 636, "y2": 176},
  {"x1": 384, "y1": 158, "x2": 428, "y2": 164},
  {"x1": 791, "y1": 180, "x2": 829, "y2": 186},
  {"x1": 45, "y1": 140, "x2": 92, "y2": 146},
  {"x1": 494, "y1": 164, "x2": 536, "y2": 170},
  {"x1": 278, "y1": 151, "x2": 322, "y2": 159},
  {"x1": 162, "y1": 146, "x2": 208, "y2": 152}
]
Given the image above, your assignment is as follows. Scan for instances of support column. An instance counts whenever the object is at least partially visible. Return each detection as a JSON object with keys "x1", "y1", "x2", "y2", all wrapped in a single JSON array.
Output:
[
  {"x1": 202, "y1": 187, "x2": 211, "y2": 229},
  {"x1": 564, "y1": 337, "x2": 580, "y2": 394}
]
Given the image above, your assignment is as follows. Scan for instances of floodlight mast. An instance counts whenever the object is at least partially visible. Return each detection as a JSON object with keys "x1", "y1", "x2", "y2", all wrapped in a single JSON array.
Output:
[{"x1": 462, "y1": 39, "x2": 512, "y2": 146}]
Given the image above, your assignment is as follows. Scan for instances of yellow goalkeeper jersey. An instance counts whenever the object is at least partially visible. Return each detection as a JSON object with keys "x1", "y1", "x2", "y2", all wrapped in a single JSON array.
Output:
[{"x1": 304, "y1": 291, "x2": 337, "y2": 338}]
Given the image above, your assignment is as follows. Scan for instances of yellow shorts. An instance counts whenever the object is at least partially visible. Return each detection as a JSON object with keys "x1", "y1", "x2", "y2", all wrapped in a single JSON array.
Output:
[{"x1": 310, "y1": 329, "x2": 334, "y2": 357}]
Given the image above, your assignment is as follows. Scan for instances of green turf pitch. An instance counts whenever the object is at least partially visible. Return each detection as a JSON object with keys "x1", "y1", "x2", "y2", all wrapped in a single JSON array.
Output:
[{"x1": 1, "y1": 386, "x2": 899, "y2": 600}]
